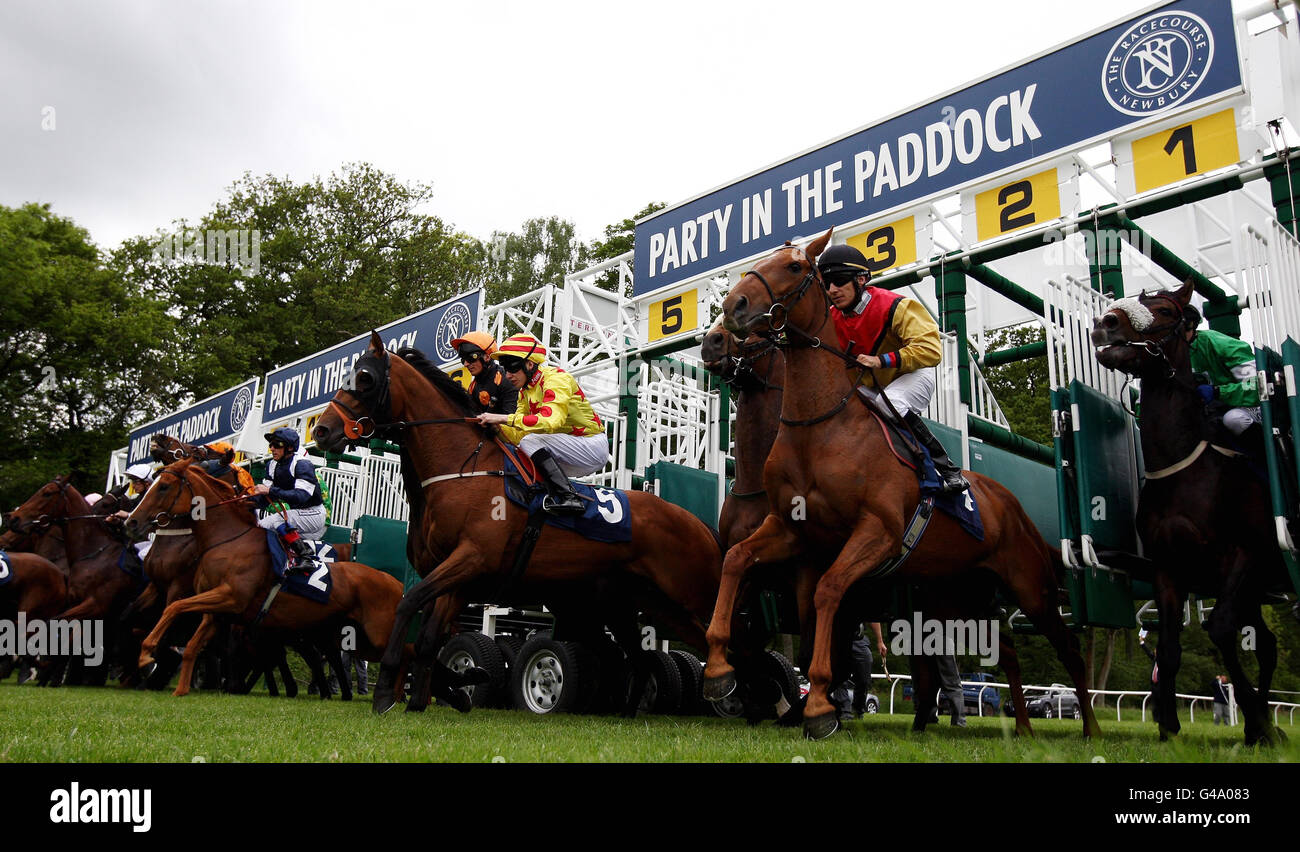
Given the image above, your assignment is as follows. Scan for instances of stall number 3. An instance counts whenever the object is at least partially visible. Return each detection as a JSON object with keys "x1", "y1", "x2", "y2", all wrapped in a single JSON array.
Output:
[{"x1": 593, "y1": 488, "x2": 624, "y2": 524}]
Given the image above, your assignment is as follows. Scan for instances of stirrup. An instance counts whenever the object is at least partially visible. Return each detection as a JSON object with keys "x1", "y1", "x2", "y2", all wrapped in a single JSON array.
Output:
[{"x1": 542, "y1": 493, "x2": 585, "y2": 516}]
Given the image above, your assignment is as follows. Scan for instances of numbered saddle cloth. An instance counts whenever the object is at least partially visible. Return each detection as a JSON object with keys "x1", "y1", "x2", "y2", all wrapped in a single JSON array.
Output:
[
  {"x1": 264, "y1": 531, "x2": 335, "y2": 603},
  {"x1": 0, "y1": 550, "x2": 12, "y2": 587},
  {"x1": 501, "y1": 456, "x2": 632, "y2": 543},
  {"x1": 918, "y1": 448, "x2": 984, "y2": 542}
]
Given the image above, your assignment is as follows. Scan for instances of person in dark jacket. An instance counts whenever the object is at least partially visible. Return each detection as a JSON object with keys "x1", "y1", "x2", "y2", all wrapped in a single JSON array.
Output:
[
  {"x1": 452, "y1": 331, "x2": 518, "y2": 416},
  {"x1": 252, "y1": 427, "x2": 324, "y2": 573}
]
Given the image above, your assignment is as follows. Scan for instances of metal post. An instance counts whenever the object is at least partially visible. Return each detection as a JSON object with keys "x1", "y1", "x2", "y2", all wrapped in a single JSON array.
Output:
[
  {"x1": 937, "y1": 259, "x2": 971, "y2": 407},
  {"x1": 1264, "y1": 147, "x2": 1300, "y2": 240},
  {"x1": 1087, "y1": 223, "x2": 1124, "y2": 299}
]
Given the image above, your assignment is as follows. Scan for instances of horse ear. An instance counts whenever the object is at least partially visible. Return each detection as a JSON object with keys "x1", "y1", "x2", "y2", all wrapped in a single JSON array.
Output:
[
  {"x1": 369, "y1": 331, "x2": 385, "y2": 356},
  {"x1": 807, "y1": 228, "x2": 834, "y2": 265},
  {"x1": 1174, "y1": 278, "x2": 1195, "y2": 306},
  {"x1": 221, "y1": 448, "x2": 235, "y2": 465}
]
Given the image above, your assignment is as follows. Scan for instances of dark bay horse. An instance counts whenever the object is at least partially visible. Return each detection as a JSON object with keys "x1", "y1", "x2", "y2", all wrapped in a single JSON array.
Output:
[
  {"x1": 714, "y1": 230, "x2": 1096, "y2": 739},
  {"x1": 0, "y1": 551, "x2": 69, "y2": 680},
  {"x1": 701, "y1": 321, "x2": 1035, "y2": 733},
  {"x1": 6, "y1": 476, "x2": 141, "y2": 684},
  {"x1": 124, "y1": 459, "x2": 409, "y2": 697},
  {"x1": 311, "y1": 332, "x2": 725, "y2": 716},
  {"x1": 1092, "y1": 280, "x2": 1288, "y2": 745}
]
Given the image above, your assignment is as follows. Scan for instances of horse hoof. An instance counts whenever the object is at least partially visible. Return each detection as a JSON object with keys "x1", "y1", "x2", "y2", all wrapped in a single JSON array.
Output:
[
  {"x1": 405, "y1": 697, "x2": 428, "y2": 713},
  {"x1": 440, "y1": 689, "x2": 473, "y2": 714},
  {"x1": 372, "y1": 691, "x2": 397, "y2": 715},
  {"x1": 452, "y1": 666, "x2": 490, "y2": 688},
  {"x1": 803, "y1": 712, "x2": 840, "y2": 741},
  {"x1": 702, "y1": 671, "x2": 737, "y2": 703}
]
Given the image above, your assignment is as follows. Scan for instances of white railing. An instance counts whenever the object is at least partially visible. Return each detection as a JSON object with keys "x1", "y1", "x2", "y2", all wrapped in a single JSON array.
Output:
[
  {"x1": 1045, "y1": 274, "x2": 1125, "y2": 399},
  {"x1": 317, "y1": 465, "x2": 362, "y2": 528},
  {"x1": 358, "y1": 453, "x2": 407, "y2": 523},
  {"x1": 1241, "y1": 220, "x2": 1300, "y2": 352}
]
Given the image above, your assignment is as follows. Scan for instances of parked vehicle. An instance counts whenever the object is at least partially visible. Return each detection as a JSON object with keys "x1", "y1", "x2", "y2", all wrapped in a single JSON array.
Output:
[
  {"x1": 905, "y1": 671, "x2": 1002, "y2": 717},
  {"x1": 1004, "y1": 684, "x2": 1082, "y2": 719}
]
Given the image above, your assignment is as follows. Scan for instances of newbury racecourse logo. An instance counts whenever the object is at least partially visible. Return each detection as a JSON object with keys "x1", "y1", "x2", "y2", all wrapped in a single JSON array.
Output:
[
  {"x1": 230, "y1": 385, "x2": 254, "y2": 432},
  {"x1": 1100, "y1": 11, "x2": 1212, "y2": 117},
  {"x1": 434, "y1": 302, "x2": 473, "y2": 362}
]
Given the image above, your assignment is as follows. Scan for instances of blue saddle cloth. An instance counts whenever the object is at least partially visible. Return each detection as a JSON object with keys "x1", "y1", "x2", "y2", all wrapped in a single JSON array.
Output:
[
  {"x1": 264, "y1": 531, "x2": 334, "y2": 604},
  {"x1": 0, "y1": 550, "x2": 12, "y2": 587},
  {"x1": 502, "y1": 456, "x2": 632, "y2": 543},
  {"x1": 917, "y1": 447, "x2": 984, "y2": 542}
]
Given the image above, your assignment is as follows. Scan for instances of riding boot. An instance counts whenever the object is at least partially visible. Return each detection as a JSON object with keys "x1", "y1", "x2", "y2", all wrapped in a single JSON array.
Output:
[
  {"x1": 903, "y1": 411, "x2": 970, "y2": 493},
  {"x1": 279, "y1": 524, "x2": 317, "y2": 575},
  {"x1": 530, "y1": 449, "x2": 586, "y2": 516}
]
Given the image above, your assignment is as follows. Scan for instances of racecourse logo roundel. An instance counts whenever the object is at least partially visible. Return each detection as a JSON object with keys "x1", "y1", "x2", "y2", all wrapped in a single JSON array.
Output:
[
  {"x1": 230, "y1": 385, "x2": 254, "y2": 432},
  {"x1": 1100, "y1": 11, "x2": 1213, "y2": 117},
  {"x1": 435, "y1": 303, "x2": 473, "y2": 363}
]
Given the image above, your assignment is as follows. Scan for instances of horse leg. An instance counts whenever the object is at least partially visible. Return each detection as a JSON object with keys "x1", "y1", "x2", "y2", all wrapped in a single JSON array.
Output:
[
  {"x1": 139, "y1": 585, "x2": 241, "y2": 670},
  {"x1": 1244, "y1": 605, "x2": 1279, "y2": 742},
  {"x1": 803, "y1": 519, "x2": 899, "y2": 739},
  {"x1": 325, "y1": 641, "x2": 351, "y2": 702},
  {"x1": 1152, "y1": 577, "x2": 1185, "y2": 740},
  {"x1": 703, "y1": 514, "x2": 802, "y2": 701},
  {"x1": 172, "y1": 613, "x2": 220, "y2": 697},
  {"x1": 997, "y1": 631, "x2": 1032, "y2": 736},
  {"x1": 408, "y1": 595, "x2": 470, "y2": 713},
  {"x1": 375, "y1": 545, "x2": 483, "y2": 715},
  {"x1": 1205, "y1": 564, "x2": 1278, "y2": 746}
]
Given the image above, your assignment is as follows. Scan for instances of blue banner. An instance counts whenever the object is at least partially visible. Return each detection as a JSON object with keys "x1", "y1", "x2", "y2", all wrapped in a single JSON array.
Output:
[
  {"x1": 260, "y1": 289, "x2": 482, "y2": 423},
  {"x1": 633, "y1": 0, "x2": 1240, "y2": 296},
  {"x1": 127, "y1": 378, "x2": 259, "y2": 465}
]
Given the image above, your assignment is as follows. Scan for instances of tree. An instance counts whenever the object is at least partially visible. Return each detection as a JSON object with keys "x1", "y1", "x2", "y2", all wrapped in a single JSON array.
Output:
[
  {"x1": 113, "y1": 163, "x2": 488, "y2": 400},
  {"x1": 0, "y1": 203, "x2": 176, "y2": 508},
  {"x1": 482, "y1": 216, "x2": 590, "y2": 304},
  {"x1": 587, "y1": 201, "x2": 666, "y2": 292},
  {"x1": 979, "y1": 324, "x2": 1052, "y2": 445}
]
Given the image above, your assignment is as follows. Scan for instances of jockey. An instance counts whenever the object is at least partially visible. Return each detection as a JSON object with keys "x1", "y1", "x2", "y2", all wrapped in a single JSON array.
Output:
[
  {"x1": 111, "y1": 463, "x2": 157, "y2": 564},
  {"x1": 818, "y1": 243, "x2": 969, "y2": 493},
  {"x1": 198, "y1": 440, "x2": 256, "y2": 495},
  {"x1": 251, "y1": 427, "x2": 325, "y2": 572},
  {"x1": 1183, "y1": 303, "x2": 1262, "y2": 445},
  {"x1": 474, "y1": 334, "x2": 608, "y2": 515},
  {"x1": 452, "y1": 331, "x2": 519, "y2": 416}
]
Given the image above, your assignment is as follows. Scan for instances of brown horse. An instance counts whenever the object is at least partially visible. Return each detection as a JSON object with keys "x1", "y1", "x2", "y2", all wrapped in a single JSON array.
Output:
[
  {"x1": 123, "y1": 458, "x2": 409, "y2": 697},
  {"x1": 713, "y1": 230, "x2": 1097, "y2": 739},
  {"x1": 0, "y1": 551, "x2": 69, "y2": 680},
  {"x1": 311, "y1": 332, "x2": 724, "y2": 715},
  {"x1": 701, "y1": 321, "x2": 1036, "y2": 733},
  {"x1": 6, "y1": 476, "x2": 142, "y2": 685},
  {"x1": 1092, "y1": 280, "x2": 1288, "y2": 745}
]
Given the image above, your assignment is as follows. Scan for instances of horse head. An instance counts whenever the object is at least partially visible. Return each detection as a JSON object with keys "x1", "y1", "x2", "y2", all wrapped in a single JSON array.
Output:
[
  {"x1": 1091, "y1": 279, "x2": 1195, "y2": 378},
  {"x1": 313, "y1": 331, "x2": 473, "y2": 451},
  {"x1": 722, "y1": 229, "x2": 833, "y2": 338},
  {"x1": 124, "y1": 458, "x2": 197, "y2": 538},
  {"x1": 7, "y1": 475, "x2": 80, "y2": 534}
]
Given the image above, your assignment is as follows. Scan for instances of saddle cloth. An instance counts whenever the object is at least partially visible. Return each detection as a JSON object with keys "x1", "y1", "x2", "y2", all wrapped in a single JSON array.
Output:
[
  {"x1": 264, "y1": 531, "x2": 336, "y2": 604},
  {"x1": 862, "y1": 400, "x2": 984, "y2": 542},
  {"x1": 0, "y1": 550, "x2": 12, "y2": 587},
  {"x1": 501, "y1": 456, "x2": 632, "y2": 544}
]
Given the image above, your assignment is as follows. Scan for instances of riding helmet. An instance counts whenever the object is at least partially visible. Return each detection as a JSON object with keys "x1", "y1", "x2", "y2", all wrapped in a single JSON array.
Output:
[
  {"x1": 451, "y1": 331, "x2": 498, "y2": 363},
  {"x1": 263, "y1": 427, "x2": 300, "y2": 452},
  {"x1": 817, "y1": 244, "x2": 873, "y2": 286},
  {"x1": 1182, "y1": 301, "x2": 1203, "y2": 330}
]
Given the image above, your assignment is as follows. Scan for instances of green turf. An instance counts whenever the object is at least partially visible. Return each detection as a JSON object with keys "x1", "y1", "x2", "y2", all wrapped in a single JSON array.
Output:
[{"x1": 1, "y1": 682, "x2": 1296, "y2": 762}]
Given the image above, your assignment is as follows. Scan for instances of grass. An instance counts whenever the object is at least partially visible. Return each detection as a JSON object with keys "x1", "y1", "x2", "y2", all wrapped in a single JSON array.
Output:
[{"x1": 2, "y1": 681, "x2": 1297, "y2": 763}]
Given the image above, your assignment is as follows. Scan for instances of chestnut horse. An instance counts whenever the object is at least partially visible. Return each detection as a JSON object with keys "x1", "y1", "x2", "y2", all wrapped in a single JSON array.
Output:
[
  {"x1": 713, "y1": 230, "x2": 1096, "y2": 739},
  {"x1": 311, "y1": 332, "x2": 724, "y2": 715},
  {"x1": 1092, "y1": 280, "x2": 1287, "y2": 745},
  {"x1": 124, "y1": 459, "x2": 409, "y2": 697},
  {"x1": 701, "y1": 321, "x2": 1036, "y2": 733}
]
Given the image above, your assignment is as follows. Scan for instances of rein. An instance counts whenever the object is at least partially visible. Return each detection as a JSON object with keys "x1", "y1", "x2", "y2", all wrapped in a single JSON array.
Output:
[{"x1": 327, "y1": 399, "x2": 476, "y2": 440}]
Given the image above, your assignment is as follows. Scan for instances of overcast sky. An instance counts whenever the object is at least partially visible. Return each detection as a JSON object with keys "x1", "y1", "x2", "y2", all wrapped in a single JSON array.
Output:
[{"x1": 1, "y1": 0, "x2": 1227, "y2": 253}]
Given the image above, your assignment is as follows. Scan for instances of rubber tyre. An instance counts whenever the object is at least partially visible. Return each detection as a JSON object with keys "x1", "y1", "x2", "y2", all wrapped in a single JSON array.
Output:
[
  {"x1": 437, "y1": 633, "x2": 508, "y2": 708},
  {"x1": 1044, "y1": 705, "x2": 1054, "y2": 719},
  {"x1": 864, "y1": 695, "x2": 879, "y2": 715},
  {"x1": 1072, "y1": 705, "x2": 1082, "y2": 720},
  {"x1": 762, "y1": 650, "x2": 801, "y2": 707},
  {"x1": 637, "y1": 650, "x2": 683, "y2": 715},
  {"x1": 669, "y1": 650, "x2": 704, "y2": 715},
  {"x1": 511, "y1": 637, "x2": 598, "y2": 715}
]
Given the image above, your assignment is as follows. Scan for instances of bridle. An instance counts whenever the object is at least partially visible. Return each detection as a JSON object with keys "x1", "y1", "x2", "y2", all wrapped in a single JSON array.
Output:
[
  {"x1": 327, "y1": 350, "x2": 479, "y2": 441},
  {"x1": 1104, "y1": 291, "x2": 1191, "y2": 381},
  {"x1": 7, "y1": 478, "x2": 102, "y2": 534}
]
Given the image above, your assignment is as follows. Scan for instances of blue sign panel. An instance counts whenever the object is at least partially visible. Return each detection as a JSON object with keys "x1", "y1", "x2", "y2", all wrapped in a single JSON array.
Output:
[
  {"x1": 633, "y1": 0, "x2": 1240, "y2": 296},
  {"x1": 127, "y1": 378, "x2": 259, "y2": 465},
  {"x1": 260, "y1": 289, "x2": 482, "y2": 423}
]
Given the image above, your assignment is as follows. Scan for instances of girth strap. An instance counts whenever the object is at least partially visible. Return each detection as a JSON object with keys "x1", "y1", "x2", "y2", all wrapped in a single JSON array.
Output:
[
  {"x1": 867, "y1": 497, "x2": 935, "y2": 581},
  {"x1": 1144, "y1": 440, "x2": 1242, "y2": 480}
]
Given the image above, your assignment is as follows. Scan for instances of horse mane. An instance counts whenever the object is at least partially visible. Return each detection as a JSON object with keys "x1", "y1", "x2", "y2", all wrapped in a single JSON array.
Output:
[{"x1": 395, "y1": 347, "x2": 473, "y2": 415}]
